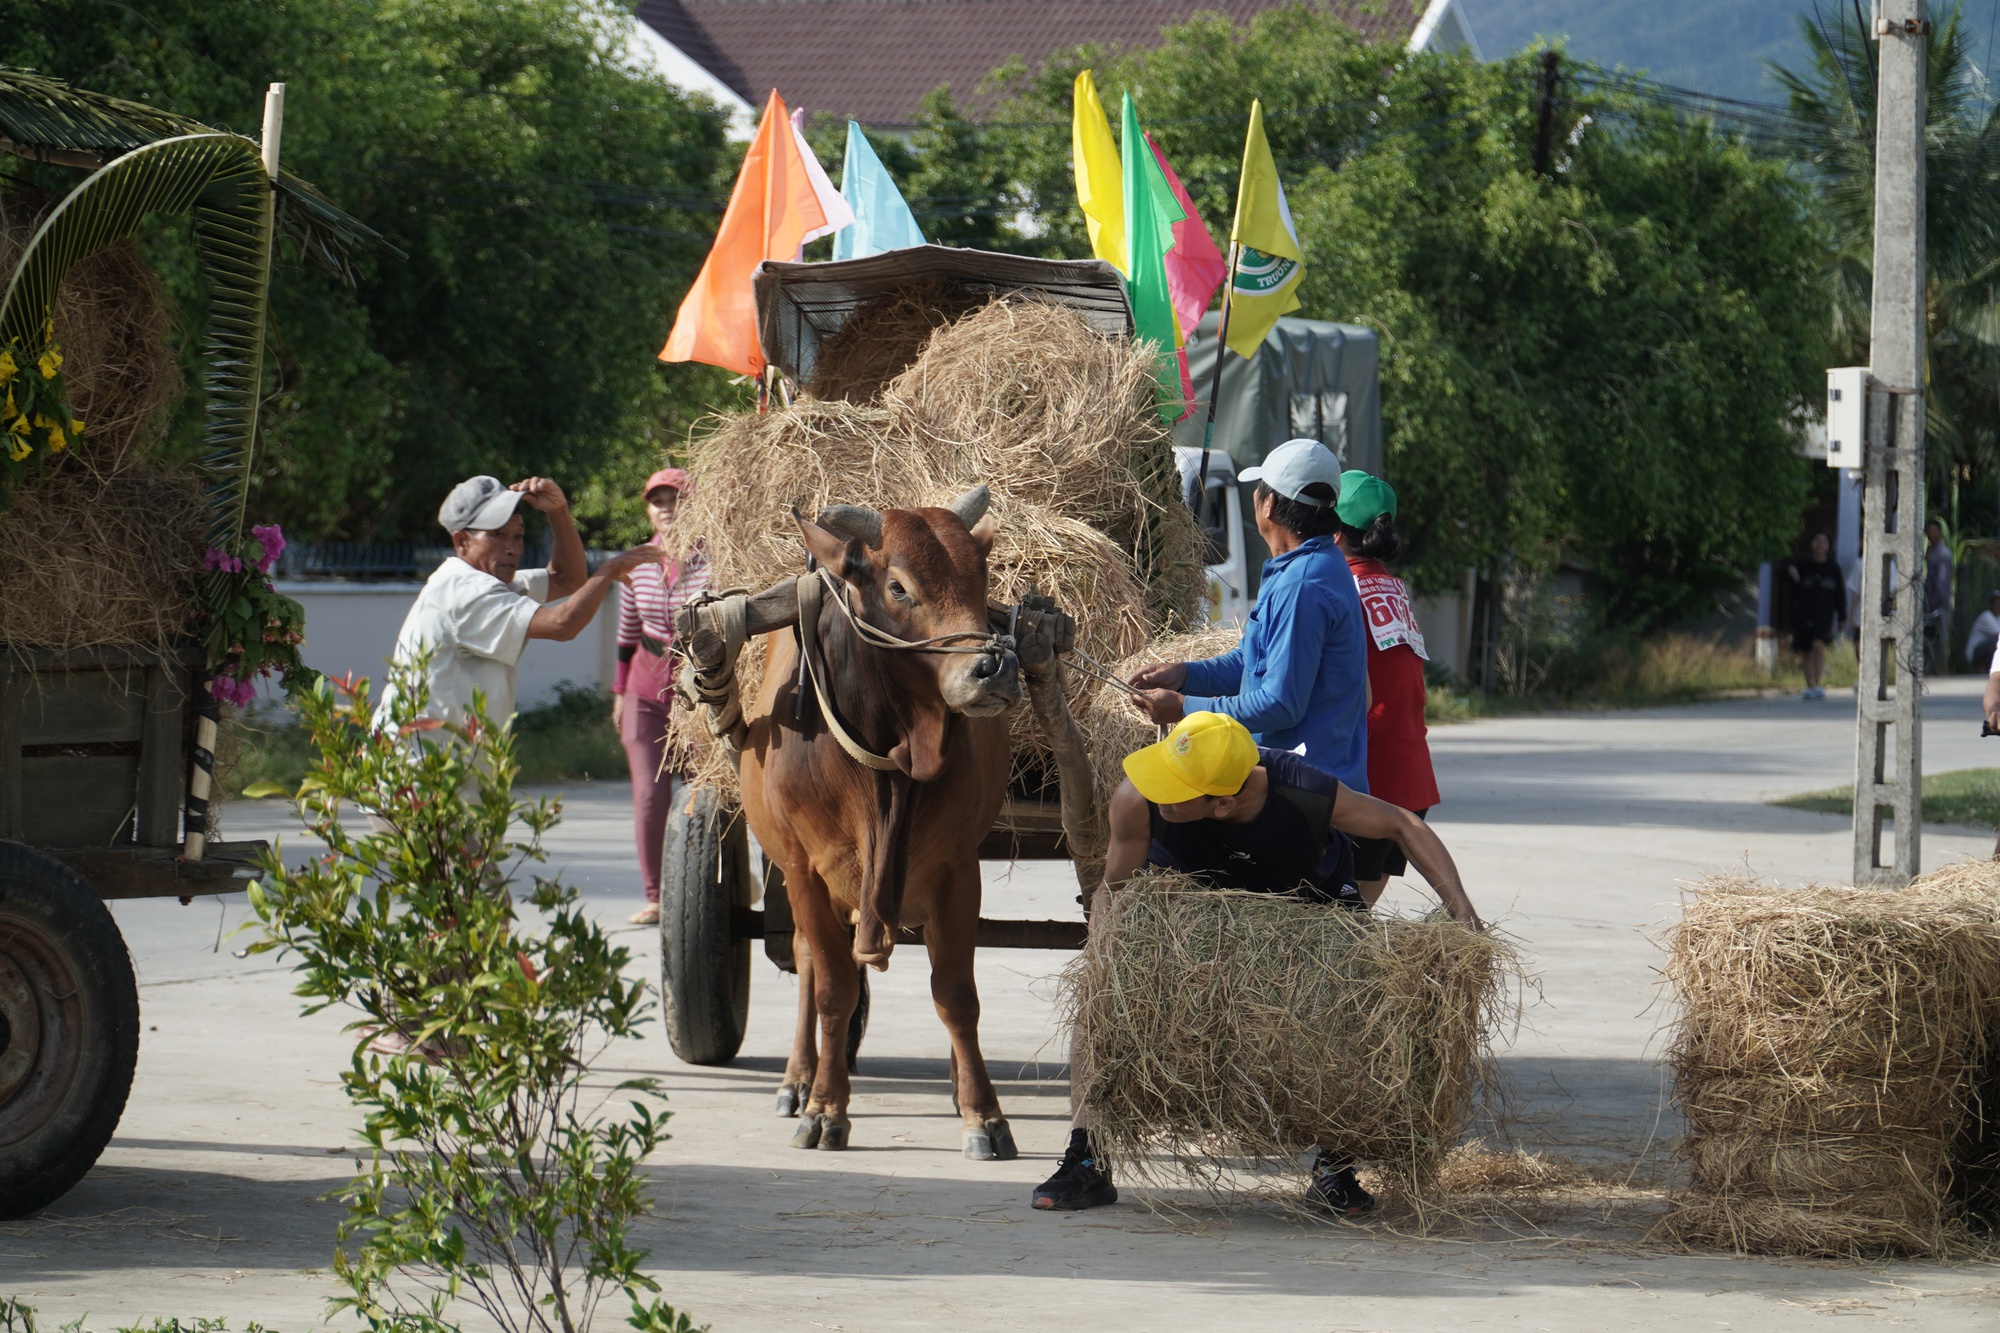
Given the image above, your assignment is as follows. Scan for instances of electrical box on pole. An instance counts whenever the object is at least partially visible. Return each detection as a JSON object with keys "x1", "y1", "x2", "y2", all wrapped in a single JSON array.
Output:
[
  {"x1": 1825, "y1": 367, "x2": 1868, "y2": 469},
  {"x1": 1850, "y1": 0, "x2": 1928, "y2": 887}
]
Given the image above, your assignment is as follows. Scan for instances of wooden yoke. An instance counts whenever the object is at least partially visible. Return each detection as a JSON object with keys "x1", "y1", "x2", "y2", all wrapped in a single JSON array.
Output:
[{"x1": 675, "y1": 580, "x2": 1107, "y2": 888}]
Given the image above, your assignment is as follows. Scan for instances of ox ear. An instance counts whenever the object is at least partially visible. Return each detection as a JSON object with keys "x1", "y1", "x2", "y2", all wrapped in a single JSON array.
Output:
[
  {"x1": 794, "y1": 507, "x2": 867, "y2": 575},
  {"x1": 966, "y1": 512, "x2": 995, "y2": 557}
]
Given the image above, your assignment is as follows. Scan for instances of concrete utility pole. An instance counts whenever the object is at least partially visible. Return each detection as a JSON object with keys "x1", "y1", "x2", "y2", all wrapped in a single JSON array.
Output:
[{"x1": 1852, "y1": 0, "x2": 1929, "y2": 886}]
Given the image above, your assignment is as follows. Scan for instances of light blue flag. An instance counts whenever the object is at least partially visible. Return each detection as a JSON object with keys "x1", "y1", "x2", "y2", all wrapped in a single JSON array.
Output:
[{"x1": 832, "y1": 121, "x2": 925, "y2": 261}]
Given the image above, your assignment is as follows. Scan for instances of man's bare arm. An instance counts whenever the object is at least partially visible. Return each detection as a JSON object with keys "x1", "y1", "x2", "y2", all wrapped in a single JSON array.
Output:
[
  {"x1": 514, "y1": 478, "x2": 587, "y2": 599},
  {"x1": 1330, "y1": 786, "x2": 1482, "y2": 928},
  {"x1": 1101, "y1": 781, "x2": 1152, "y2": 895},
  {"x1": 527, "y1": 546, "x2": 661, "y2": 642}
]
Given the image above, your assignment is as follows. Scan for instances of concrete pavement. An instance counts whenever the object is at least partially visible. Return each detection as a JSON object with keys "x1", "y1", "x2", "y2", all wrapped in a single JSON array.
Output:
[{"x1": 5, "y1": 681, "x2": 1999, "y2": 1329}]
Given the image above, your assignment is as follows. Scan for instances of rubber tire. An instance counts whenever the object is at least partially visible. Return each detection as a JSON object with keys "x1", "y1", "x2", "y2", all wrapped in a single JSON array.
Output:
[
  {"x1": 660, "y1": 788, "x2": 751, "y2": 1065},
  {"x1": 0, "y1": 841, "x2": 139, "y2": 1219}
]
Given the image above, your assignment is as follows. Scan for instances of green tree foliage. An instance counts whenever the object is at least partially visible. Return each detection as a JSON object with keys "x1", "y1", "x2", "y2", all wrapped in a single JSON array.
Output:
[
  {"x1": 950, "y1": 9, "x2": 1827, "y2": 624},
  {"x1": 1773, "y1": 2, "x2": 2000, "y2": 512},
  {"x1": 2, "y1": 0, "x2": 742, "y2": 545},
  {"x1": 247, "y1": 661, "x2": 697, "y2": 1333}
]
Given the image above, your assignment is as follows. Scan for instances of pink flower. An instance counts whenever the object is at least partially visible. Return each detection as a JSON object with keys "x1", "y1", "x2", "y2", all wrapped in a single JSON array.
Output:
[
  {"x1": 250, "y1": 523, "x2": 286, "y2": 574},
  {"x1": 208, "y1": 674, "x2": 258, "y2": 707},
  {"x1": 203, "y1": 548, "x2": 245, "y2": 575}
]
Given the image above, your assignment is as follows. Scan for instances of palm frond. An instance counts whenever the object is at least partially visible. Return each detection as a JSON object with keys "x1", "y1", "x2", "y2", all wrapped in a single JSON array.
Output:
[
  {"x1": 1, "y1": 134, "x2": 276, "y2": 547},
  {"x1": 0, "y1": 66, "x2": 389, "y2": 276}
]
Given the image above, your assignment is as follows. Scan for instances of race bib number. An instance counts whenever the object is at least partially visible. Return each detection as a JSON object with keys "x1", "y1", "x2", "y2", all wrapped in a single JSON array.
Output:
[{"x1": 1355, "y1": 573, "x2": 1428, "y2": 659}]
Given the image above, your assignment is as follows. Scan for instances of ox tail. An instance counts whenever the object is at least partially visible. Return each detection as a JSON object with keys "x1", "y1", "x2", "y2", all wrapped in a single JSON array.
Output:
[{"x1": 854, "y1": 769, "x2": 914, "y2": 969}]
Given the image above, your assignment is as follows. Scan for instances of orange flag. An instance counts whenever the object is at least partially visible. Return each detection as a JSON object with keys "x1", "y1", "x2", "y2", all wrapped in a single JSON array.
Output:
[{"x1": 660, "y1": 91, "x2": 830, "y2": 376}]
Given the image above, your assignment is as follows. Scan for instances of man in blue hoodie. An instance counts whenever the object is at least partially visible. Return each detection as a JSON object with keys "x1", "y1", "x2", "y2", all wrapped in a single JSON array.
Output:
[{"x1": 1128, "y1": 438, "x2": 1369, "y2": 792}]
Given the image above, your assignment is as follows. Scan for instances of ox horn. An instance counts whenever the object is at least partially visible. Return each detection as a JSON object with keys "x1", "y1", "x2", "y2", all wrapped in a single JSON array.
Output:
[
  {"x1": 816, "y1": 503, "x2": 883, "y2": 548},
  {"x1": 947, "y1": 485, "x2": 990, "y2": 530}
]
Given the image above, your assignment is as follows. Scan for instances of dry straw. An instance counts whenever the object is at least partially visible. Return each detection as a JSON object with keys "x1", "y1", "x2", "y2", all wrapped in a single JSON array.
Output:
[
  {"x1": 0, "y1": 194, "x2": 198, "y2": 654},
  {"x1": 666, "y1": 298, "x2": 1204, "y2": 794},
  {"x1": 1661, "y1": 866, "x2": 2000, "y2": 1257},
  {"x1": 807, "y1": 275, "x2": 985, "y2": 404},
  {"x1": 1063, "y1": 870, "x2": 1516, "y2": 1205}
]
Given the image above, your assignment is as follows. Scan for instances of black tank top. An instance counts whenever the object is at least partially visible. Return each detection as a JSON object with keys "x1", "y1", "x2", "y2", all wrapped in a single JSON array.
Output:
[{"x1": 1146, "y1": 747, "x2": 1364, "y2": 911}]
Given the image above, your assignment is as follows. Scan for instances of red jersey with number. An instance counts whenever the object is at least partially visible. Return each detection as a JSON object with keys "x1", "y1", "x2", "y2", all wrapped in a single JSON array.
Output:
[{"x1": 1346, "y1": 555, "x2": 1440, "y2": 812}]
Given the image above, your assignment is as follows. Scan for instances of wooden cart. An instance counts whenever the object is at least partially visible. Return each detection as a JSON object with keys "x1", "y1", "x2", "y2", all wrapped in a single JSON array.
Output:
[{"x1": 0, "y1": 644, "x2": 264, "y2": 1217}]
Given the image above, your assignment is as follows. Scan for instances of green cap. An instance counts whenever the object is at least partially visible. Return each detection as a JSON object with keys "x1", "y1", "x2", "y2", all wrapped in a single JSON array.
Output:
[{"x1": 1335, "y1": 470, "x2": 1397, "y2": 527}]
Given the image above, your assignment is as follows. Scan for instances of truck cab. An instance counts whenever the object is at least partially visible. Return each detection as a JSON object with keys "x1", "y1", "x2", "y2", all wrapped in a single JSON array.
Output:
[{"x1": 1174, "y1": 446, "x2": 1253, "y2": 628}]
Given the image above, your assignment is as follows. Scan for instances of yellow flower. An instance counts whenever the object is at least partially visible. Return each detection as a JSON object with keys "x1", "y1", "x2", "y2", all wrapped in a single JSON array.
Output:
[
  {"x1": 36, "y1": 347, "x2": 61, "y2": 379},
  {"x1": 0, "y1": 351, "x2": 16, "y2": 382},
  {"x1": 8, "y1": 413, "x2": 29, "y2": 436},
  {"x1": 8, "y1": 436, "x2": 28, "y2": 463},
  {"x1": 68, "y1": 414, "x2": 83, "y2": 436},
  {"x1": 47, "y1": 427, "x2": 65, "y2": 453}
]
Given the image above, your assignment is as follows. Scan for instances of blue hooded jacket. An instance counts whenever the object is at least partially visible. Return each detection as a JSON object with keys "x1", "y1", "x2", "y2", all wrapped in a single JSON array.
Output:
[{"x1": 1180, "y1": 535, "x2": 1370, "y2": 791}]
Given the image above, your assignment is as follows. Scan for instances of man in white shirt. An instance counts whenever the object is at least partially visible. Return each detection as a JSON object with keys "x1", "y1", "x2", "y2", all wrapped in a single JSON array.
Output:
[{"x1": 382, "y1": 474, "x2": 661, "y2": 727}]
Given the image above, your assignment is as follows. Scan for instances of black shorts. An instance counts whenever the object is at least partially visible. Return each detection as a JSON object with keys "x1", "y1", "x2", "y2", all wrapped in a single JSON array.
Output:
[
  {"x1": 1352, "y1": 807, "x2": 1429, "y2": 881},
  {"x1": 1791, "y1": 623, "x2": 1834, "y2": 653}
]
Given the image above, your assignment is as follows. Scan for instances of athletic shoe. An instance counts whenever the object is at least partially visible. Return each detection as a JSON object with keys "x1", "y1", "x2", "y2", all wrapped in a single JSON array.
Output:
[
  {"x1": 628, "y1": 904, "x2": 661, "y2": 926},
  {"x1": 1306, "y1": 1163, "x2": 1377, "y2": 1217},
  {"x1": 1032, "y1": 1131, "x2": 1117, "y2": 1211}
]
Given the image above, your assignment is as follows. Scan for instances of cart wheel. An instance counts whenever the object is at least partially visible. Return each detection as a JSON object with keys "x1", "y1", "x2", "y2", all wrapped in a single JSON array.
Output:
[
  {"x1": 660, "y1": 788, "x2": 752, "y2": 1065},
  {"x1": 0, "y1": 841, "x2": 139, "y2": 1219}
]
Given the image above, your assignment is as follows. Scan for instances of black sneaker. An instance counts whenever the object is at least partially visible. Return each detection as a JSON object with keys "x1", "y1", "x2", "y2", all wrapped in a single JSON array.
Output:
[
  {"x1": 1032, "y1": 1132, "x2": 1118, "y2": 1211},
  {"x1": 1306, "y1": 1163, "x2": 1376, "y2": 1217}
]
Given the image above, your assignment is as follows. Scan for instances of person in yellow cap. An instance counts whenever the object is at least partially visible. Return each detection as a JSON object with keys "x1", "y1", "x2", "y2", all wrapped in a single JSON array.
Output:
[{"x1": 1031, "y1": 711, "x2": 1481, "y2": 1216}]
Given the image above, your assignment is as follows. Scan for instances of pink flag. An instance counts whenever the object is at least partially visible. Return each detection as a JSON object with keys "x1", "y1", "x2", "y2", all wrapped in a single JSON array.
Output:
[{"x1": 1146, "y1": 133, "x2": 1227, "y2": 343}]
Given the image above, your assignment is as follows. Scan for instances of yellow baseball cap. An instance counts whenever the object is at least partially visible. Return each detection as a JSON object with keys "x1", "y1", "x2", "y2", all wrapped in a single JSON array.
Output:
[{"x1": 1122, "y1": 711, "x2": 1260, "y2": 805}]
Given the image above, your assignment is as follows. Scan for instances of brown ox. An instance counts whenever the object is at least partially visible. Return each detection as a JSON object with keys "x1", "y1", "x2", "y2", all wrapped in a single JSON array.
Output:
[{"x1": 736, "y1": 487, "x2": 1024, "y2": 1158}]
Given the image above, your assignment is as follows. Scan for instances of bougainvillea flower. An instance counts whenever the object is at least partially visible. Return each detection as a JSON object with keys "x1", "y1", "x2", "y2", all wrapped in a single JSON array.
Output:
[{"x1": 250, "y1": 523, "x2": 286, "y2": 573}]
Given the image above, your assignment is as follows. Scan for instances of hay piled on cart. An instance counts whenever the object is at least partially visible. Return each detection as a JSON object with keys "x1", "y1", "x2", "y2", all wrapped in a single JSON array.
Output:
[
  {"x1": 668, "y1": 298, "x2": 1205, "y2": 794},
  {"x1": 1063, "y1": 870, "x2": 1514, "y2": 1202},
  {"x1": 0, "y1": 194, "x2": 195, "y2": 653},
  {"x1": 1661, "y1": 866, "x2": 2000, "y2": 1257}
]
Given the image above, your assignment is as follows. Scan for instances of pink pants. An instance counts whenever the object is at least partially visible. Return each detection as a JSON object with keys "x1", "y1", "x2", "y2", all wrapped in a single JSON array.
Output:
[{"x1": 619, "y1": 648, "x2": 681, "y2": 904}]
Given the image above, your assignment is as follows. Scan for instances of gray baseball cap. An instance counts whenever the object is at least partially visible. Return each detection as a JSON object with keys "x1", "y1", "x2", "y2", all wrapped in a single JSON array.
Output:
[
  {"x1": 438, "y1": 475, "x2": 522, "y2": 533},
  {"x1": 1240, "y1": 438, "x2": 1342, "y2": 508}
]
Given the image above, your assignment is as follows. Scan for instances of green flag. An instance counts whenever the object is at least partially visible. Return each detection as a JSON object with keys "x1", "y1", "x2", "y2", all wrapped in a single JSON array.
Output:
[{"x1": 1120, "y1": 93, "x2": 1188, "y2": 423}]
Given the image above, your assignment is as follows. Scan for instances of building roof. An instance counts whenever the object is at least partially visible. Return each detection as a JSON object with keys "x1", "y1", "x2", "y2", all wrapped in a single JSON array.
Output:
[{"x1": 633, "y1": 0, "x2": 1451, "y2": 125}]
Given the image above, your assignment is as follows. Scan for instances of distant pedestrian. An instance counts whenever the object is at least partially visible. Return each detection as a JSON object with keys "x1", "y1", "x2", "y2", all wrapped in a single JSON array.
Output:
[
  {"x1": 1969, "y1": 590, "x2": 2000, "y2": 674},
  {"x1": 614, "y1": 468, "x2": 711, "y2": 927},
  {"x1": 1786, "y1": 532, "x2": 1845, "y2": 701},
  {"x1": 1330, "y1": 471, "x2": 1439, "y2": 905},
  {"x1": 1925, "y1": 519, "x2": 1954, "y2": 672},
  {"x1": 1125, "y1": 439, "x2": 1369, "y2": 790}
]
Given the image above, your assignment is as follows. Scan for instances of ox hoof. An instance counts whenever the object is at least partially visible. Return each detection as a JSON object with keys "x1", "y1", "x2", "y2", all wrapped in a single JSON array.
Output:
[
  {"x1": 962, "y1": 1117, "x2": 1018, "y2": 1162},
  {"x1": 817, "y1": 1117, "x2": 852, "y2": 1151},
  {"x1": 775, "y1": 1083, "x2": 807, "y2": 1118},
  {"x1": 791, "y1": 1114, "x2": 824, "y2": 1150}
]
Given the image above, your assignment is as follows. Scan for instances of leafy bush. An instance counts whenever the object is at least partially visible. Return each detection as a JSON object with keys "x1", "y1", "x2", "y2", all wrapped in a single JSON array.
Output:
[{"x1": 245, "y1": 663, "x2": 694, "y2": 1333}]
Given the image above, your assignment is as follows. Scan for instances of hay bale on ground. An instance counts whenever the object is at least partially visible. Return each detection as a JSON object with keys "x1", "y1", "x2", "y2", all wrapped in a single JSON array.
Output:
[
  {"x1": 1082, "y1": 624, "x2": 1243, "y2": 802},
  {"x1": 0, "y1": 467, "x2": 207, "y2": 652},
  {"x1": 667, "y1": 298, "x2": 1204, "y2": 796},
  {"x1": 1661, "y1": 867, "x2": 2000, "y2": 1257},
  {"x1": 1063, "y1": 870, "x2": 1514, "y2": 1201}
]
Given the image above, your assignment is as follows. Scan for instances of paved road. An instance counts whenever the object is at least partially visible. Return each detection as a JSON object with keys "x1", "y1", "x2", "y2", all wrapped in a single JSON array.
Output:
[{"x1": 6, "y1": 682, "x2": 1999, "y2": 1329}]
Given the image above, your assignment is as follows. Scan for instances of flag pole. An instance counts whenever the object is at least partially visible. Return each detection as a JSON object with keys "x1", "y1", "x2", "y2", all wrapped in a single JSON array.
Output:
[{"x1": 1193, "y1": 240, "x2": 1240, "y2": 507}]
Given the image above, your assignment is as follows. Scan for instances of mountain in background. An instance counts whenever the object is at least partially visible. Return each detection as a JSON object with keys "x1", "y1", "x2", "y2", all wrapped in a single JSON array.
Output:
[{"x1": 1462, "y1": 0, "x2": 2000, "y2": 103}]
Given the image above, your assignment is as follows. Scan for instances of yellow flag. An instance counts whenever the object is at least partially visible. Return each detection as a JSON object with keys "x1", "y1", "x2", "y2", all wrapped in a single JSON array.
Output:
[
  {"x1": 1072, "y1": 70, "x2": 1125, "y2": 272},
  {"x1": 1224, "y1": 99, "x2": 1304, "y2": 360}
]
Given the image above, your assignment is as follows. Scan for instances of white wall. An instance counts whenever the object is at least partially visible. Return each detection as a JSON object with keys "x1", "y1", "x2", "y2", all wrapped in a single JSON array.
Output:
[{"x1": 261, "y1": 581, "x2": 621, "y2": 712}]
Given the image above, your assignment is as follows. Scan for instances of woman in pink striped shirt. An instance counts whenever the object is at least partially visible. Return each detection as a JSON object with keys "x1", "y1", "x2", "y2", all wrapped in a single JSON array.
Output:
[{"x1": 614, "y1": 467, "x2": 711, "y2": 925}]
